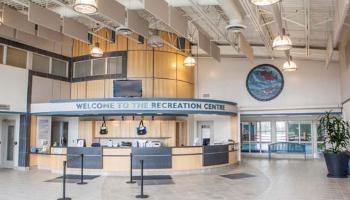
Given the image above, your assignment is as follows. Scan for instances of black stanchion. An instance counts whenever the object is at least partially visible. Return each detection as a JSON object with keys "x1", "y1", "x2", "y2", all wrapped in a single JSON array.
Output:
[
  {"x1": 136, "y1": 160, "x2": 149, "y2": 199},
  {"x1": 126, "y1": 153, "x2": 136, "y2": 184},
  {"x1": 77, "y1": 154, "x2": 87, "y2": 185},
  {"x1": 57, "y1": 161, "x2": 72, "y2": 200}
]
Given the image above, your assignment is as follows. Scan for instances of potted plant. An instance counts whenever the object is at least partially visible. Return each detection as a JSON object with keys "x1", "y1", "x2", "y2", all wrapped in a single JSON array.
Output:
[{"x1": 318, "y1": 111, "x2": 350, "y2": 178}]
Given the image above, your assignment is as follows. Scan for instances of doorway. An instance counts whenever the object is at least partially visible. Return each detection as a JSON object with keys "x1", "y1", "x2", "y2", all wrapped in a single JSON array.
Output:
[
  {"x1": 196, "y1": 121, "x2": 214, "y2": 145},
  {"x1": 1, "y1": 120, "x2": 16, "y2": 168}
]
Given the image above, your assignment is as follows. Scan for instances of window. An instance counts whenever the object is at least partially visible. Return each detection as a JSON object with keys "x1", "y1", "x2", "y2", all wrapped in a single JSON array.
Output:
[
  {"x1": 52, "y1": 59, "x2": 67, "y2": 77},
  {"x1": 300, "y1": 123, "x2": 312, "y2": 142},
  {"x1": 258, "y1": 121, "x2": 271, "y2": 152},
  {"x1": 74, "y1": 60, "x2": 91, "y2": 78},
  {"x1": 32, "y1": 53, "x2": 50, "y2": 73},
  {"x1": 259, "y1": 121, "x2": 271, "y2": 142},
  {"x1": 6, "y1": 47, "x2": 27, "y2": 69},
  {"x1": 276, "y1": 121, "x2": 287, "y2": 142},
  {"x1": 107, "y1": 57, "x2": 123, "y2": 74},
  {"x1": 288, "y1": 123, "x2": 299, "y2": 142},
  {"x1": 92, "y1": 59, "x2": 106, "y2": 75}
]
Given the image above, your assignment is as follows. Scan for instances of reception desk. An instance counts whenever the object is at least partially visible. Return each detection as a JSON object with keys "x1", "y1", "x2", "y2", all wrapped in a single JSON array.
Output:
[{"x1": 29, "y1": 144, "x2": 239, "y2": 175}]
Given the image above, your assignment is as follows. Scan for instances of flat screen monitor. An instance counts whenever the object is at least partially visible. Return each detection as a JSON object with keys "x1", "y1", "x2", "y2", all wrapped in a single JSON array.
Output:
[
  {"x1": 113, "y1": 80, "x2": 142, "y2": 97},
  {"x1": 203, "y1": 138, "x2": 210, "y2": 146}
]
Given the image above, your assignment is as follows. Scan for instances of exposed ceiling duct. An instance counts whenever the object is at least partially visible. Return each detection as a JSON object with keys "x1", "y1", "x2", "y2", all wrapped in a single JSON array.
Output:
[{"x1": 219, "y1": 0, "x2": 246, "y2": 33}]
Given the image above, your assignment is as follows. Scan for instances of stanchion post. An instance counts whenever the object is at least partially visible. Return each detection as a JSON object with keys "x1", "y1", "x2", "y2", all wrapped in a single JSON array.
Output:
[
  {"x1": 57, "y1": 161, "x2": 71, "y2": 200},
  {"x1": 77, "y1": 154, "x2": 87, "y2": 185},
  {"x1": 136, "y1": 160, "x2": 149, "y2": 199},
  {"x1": 126, "y1": 153, "x2": 136, "y2": 184}
]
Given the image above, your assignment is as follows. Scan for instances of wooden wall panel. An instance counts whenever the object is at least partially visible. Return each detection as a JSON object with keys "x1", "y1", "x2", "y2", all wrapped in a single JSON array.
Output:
[
  {"x1": 94, "y1": 120, "x2": 120, "y2": 138},
  {"x1": 154, "y1": 52, "x2": 176, "y2": 79},
  {"x1": 52, "y1": 80, "x2": 61, "y2": 100},
  {"x1": 70, "y1": 29, "x2": 193, "y2": 99},
  {"x1": 120, "y1": 120, "x2": 130, "y2": 138},
  {"x1": 86, "y1": 80, "x2": 105, "y2": 98},
  {"x1": 127, "y1": 50, "x2": 153, "y2": 77},
  {"x1": 154, "y1": 79, "x2": 176, "y2": 97},
  {"x1": 72, "y1": 28, "x2": 127, "y2": 57},
  {"x1": 176, "y1": 81, "x2": 194, "y2": 98},
  {"x1": 30, "y1": 116, "x2": 37, "y2": 148},
  {"x1": 76, "y1": 82, "x2": 87, "y2": 99},
  {"x1": 60, "y1": 81, "x2": 71, "y2": 99},
  {"x1": 79, "y1": 121, "x2": 93, "y2": 147},
  {"x1": 104, "y1": 79, "x2": 113, "y2": 98},
  {"x1": 148, "y1": 120, "x2": 161, "y2": 137},
  {"x1": 177, "y1": 54, "x2": 194, "y2": 83},
  {"x1": 127, "y1": 33, "x2": 152, "y2": 51},
  {"x1": 71, "y1": 82, "x2": 78, "y2": 99}
]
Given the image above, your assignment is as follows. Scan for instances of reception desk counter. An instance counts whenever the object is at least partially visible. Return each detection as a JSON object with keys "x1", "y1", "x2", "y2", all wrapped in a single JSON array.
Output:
[{"x1": 29, "y1": 144, "x2": 239, "y2": 175}]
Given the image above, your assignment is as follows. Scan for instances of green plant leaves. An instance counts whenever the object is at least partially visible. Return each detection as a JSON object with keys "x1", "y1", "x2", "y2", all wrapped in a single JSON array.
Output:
[{"x1": 318, "y1": 111, "x2": 350, "y2": 153}]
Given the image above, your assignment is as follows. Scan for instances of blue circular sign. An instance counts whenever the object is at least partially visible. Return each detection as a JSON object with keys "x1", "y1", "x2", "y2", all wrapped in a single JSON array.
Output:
[{"x1": 246, "y1": 64, "x2": 284, "y2": 101}]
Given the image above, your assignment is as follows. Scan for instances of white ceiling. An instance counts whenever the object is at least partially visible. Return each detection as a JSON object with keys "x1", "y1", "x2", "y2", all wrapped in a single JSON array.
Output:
[{"x1": 0, "y1": 0, "x2": 341, "y2": 58}]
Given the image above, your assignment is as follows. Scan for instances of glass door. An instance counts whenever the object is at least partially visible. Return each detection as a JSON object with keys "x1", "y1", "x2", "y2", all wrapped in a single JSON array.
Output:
[{"x1": 1, "y1": 120, "x2": 16, "y2": 168}]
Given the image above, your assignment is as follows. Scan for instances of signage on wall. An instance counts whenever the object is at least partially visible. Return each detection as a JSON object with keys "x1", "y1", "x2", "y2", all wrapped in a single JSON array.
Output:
[
  {"x1": 31, "y1": 98, "x2": 238, "y2": 116},
  {"x1": 246, "y1": 64, "x2": 284, "y2": 101}
]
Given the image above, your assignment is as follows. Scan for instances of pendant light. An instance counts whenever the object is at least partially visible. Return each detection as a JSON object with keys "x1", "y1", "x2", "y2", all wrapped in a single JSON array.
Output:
[
  {"x1": 282, "y1": 56, "x2": 297, "y2": 72},
  {"x1": 90, "y1": 42, "x2": 103, "y2": 57},
  {"x1": 184, "y1": 54, "x2": 196, "y2": 67},
  {"x1": 73, "y1": 0, "x2": 98, "y2": 14},
  {"x1": 273, "y1": 28, "x2": 292, "y2": 51},
  {"x1": 250, "y1": 0, "x2": 281, "y2": 6}
]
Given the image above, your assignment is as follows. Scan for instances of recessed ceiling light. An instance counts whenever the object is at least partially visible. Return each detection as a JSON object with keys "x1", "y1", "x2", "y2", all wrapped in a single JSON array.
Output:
[{"x1": 73, "y1": 0, "x2": 98, "y2": 14}]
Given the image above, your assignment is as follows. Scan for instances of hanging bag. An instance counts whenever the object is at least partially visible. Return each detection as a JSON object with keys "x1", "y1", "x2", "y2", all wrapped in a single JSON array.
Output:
[
  {"x1": 100, "y1": 116, "x2": 108, "y2": 135},
  {"x1": 137, "y1": 120, "x2": 147, "y2": 135}
]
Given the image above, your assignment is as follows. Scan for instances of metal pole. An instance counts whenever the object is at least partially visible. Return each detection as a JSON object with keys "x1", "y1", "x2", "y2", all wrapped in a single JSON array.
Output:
[
  {"x1": 57, "y1": 161, "x2": 71, "y2": 200},
  {"x1": 136, "y1": 160, "x2": 148, "y2": 199},
  {"x1": 126, "y1": 153, "x2": 136, "y2": 184},
  {"x1": 77, "y1": 154, "x2": 87, "y2": 185}
]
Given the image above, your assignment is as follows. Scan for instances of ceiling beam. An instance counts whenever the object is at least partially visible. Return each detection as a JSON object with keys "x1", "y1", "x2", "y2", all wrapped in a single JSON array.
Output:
[{"x1": 239, "y1": 0, "x2": 273, "y2": 58}]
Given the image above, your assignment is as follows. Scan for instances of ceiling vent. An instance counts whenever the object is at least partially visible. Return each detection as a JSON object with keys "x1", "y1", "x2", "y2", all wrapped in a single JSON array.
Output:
[
  {"x1": 225, "y1": 20, "x2": 246, "y2": 33},
  {"x1": 116, "y1": 26, "x2": 133, "y2": 35}
]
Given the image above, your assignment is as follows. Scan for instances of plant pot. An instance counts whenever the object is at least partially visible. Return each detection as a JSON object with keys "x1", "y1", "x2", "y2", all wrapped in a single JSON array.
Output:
[{"x1": 324, "y1": 152, "x2": 349, "y2": 178}]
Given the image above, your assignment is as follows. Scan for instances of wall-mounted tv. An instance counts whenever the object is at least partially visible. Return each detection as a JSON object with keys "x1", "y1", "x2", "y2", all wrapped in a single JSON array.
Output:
[{"x1": 113, "y1": 80, "x2": 142, "y2": 97}]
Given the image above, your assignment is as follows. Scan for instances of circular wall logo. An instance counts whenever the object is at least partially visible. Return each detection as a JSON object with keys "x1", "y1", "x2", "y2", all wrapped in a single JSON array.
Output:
[{"x1": 246, "y1": 64, "x2": 284, "y2": 101}]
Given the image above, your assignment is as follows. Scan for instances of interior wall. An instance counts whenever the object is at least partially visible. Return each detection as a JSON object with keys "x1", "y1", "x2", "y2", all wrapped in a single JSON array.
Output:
[
  {"x1": 197, "y1": 57, "x2": 341, "y2": 114},
  {"x1": 0, "y1": 64, "x2": 28, "y2": 112},
  {"x1": 31, "y1": 76, "x2": 70, "y2": 103},
  {"x1": 192, "y1": 115, "x2": 235, "y2": 145},
  {"x1": 71, "y1": 29, "x2": 194, "y2": 99}
]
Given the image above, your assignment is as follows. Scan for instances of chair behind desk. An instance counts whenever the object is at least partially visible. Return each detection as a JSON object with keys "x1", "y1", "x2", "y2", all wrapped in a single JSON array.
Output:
[{"x1": 268, "y1": 142, "x2": 306, "y2": 160}]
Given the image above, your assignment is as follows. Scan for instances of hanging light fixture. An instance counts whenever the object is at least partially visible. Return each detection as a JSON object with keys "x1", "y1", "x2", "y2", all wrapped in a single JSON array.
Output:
[
  {"x1": 147, "y1": 30, "x2": 164, "y2": 48},
  {"x1": 184, "y1": 54, "x2": 196, "y2": 67},
  {"x1": 250, "y1": 0, "x2": 281, "y2": 6},
  {"x1": 73, "y1": 0, "x2": 98, "y2": 14},
  {"x1": 282, "y1": 56, "x2": 297, "y2": 72},
  {"x1": 273, "y1": 28, "x2": 292, "y2": 51},
  {"x1": 90, "y1": 42, "x2": 103, "y2": 57}
]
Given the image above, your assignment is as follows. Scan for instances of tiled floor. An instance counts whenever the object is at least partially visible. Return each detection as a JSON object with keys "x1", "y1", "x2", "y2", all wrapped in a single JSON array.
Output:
[{"x1": 0, "y1": 158, "x2": 349, "y2": 200}]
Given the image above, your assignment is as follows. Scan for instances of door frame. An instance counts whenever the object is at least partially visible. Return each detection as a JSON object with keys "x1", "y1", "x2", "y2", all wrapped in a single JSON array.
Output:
[{"x1": 1, "y1": 119, "x2": 16, "y2": 168}]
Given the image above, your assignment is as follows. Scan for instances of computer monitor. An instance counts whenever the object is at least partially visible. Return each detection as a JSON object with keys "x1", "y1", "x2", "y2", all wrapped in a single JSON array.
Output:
[{"x1": 203, "y1": 138, "x2": 210, "y2": 146}]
